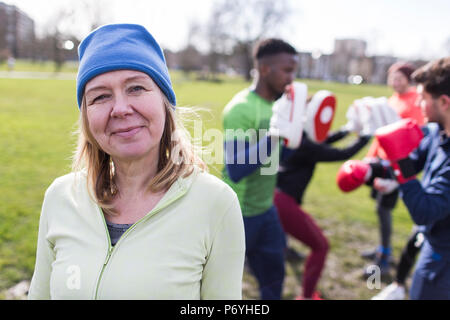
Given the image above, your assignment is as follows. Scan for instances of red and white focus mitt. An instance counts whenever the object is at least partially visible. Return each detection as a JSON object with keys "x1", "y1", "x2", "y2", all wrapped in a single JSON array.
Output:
[
  {"x1": 304, "y1": 90, "x2": 336, "y2": 143},
  {"x1": 270, "y1": 82, "x2": 307, "y2": 149}
]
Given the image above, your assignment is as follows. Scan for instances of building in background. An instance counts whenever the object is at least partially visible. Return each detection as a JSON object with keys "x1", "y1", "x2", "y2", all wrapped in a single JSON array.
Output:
[
  {"x1": 0, "y1": 1, "x2": 35, "y2": 60},
  {"x1": 370, "y1": 55, "x2": 398, "y2": 84},
  {"x1": 0, "y1": 1, "x2": 429, "y2": 83},
  {"x1": 292, "y1": 38, "x2": 426, "y2": 85}
]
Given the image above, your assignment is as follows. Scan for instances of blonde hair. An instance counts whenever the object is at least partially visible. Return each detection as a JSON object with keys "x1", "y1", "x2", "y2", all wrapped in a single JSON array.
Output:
[{"x1": 72, "y1": 95, "x2": 207, "y2": 215}]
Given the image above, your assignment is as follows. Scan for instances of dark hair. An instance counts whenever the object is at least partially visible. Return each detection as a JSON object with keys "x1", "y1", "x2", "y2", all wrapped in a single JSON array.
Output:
[
  {"x1": 254, "y1": 38, "x2": 297, "y2": 60},
  {"x1": 412, "y1": 57, "x2": 450, "y2": 98},
  {"x1": 388, "y1": 61, "x2": 415, "y2": 82}
]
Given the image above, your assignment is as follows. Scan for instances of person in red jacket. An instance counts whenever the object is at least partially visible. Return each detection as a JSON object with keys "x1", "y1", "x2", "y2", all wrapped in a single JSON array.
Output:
[
  {"x1": 387, "y1": 62, "x2": 425, "y2": 124},
  {"x1": 361, "y1": 62, "x2": 425, "y2": 278}
]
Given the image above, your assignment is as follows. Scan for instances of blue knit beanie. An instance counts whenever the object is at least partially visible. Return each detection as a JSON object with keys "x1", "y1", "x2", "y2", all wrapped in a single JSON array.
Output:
[{"x1": 76, "y1": 23, "x2": 176, "y2": 109}]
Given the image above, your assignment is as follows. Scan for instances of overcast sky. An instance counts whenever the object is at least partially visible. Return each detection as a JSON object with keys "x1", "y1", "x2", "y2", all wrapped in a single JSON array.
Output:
[{"x1": 4, "y1": 0, "x2": 450, "y2": 60}]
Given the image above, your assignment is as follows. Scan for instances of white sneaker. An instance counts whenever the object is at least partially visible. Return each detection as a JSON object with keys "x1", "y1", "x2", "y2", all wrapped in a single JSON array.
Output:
[{"x1": 371, "y1": 283, "x2": 405, "y2": 300}]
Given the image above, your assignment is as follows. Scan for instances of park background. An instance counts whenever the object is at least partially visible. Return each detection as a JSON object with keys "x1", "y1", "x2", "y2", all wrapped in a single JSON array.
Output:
[{"x1": 0, "y1": 0, "x2": 449, "y2": 300}]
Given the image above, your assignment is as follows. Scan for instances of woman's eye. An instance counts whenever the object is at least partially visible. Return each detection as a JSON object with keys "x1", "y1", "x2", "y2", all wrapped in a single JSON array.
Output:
[
  {"x1": 129, "y1": 85, "x2": 145, "y2": 93},
  {"x1": 92, "y1": 94, "x2": 109, "y2": 103}
]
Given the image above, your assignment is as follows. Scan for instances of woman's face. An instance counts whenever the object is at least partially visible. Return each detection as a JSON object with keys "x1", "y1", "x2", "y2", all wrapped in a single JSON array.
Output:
[
  {"x1": 84, "y1": 70, "x2": 166, "y2": 162},
  {"x1": 388, "y1": 71, "x2": 409, "y2": 94}
]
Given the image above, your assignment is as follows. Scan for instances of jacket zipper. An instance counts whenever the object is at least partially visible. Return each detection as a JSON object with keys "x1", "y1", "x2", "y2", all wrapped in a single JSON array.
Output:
[
  {"x1": 93, "y1": 185, "x2": 187, "y2": 299},
  {"x1": 93, "y1": 215, "x2": 113, "y2": 300}
]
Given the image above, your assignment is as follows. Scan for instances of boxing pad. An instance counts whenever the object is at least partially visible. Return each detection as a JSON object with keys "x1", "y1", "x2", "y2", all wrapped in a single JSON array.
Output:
[
  {"x1": 336, "y1": 160, "x2": 372, "y2": 192},
  {"x1": 270, "y1": 82, "x2": 307, "y2": 149},
  {"x1": 304, "y1": 90, "x2": 336, "y2": 143},
  {"x1": 371, "y1": 97, "x2": 400, "y2": 129},
  {"x1": 345, "y1": 97, "x2": 400, "y2": 135}
]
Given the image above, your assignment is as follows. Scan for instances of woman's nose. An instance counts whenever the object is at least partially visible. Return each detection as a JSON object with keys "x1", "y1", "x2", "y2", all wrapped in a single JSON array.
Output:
[{"x1": 111, "y1": 93, "x2": 133, "y2": 117}]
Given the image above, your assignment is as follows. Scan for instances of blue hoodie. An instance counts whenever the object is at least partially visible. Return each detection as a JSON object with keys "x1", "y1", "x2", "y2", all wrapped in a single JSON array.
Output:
[{"x1": 400, "y1": 123, "x2": 450, "y2": 259}]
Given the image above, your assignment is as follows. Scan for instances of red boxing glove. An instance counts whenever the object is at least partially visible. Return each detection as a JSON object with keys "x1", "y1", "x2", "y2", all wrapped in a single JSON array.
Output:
[
  {"x1": 375, "y1": 119, "x2": 423, "y2": 183},
  {"x1": 336, "y1": 160, "x2": 372, "y2": 192},
  {"x1": 375, "y1": 119, "x2": 423, "y2": 161}
]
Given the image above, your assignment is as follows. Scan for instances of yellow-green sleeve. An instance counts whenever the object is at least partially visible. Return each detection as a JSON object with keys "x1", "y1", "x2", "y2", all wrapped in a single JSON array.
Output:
[
  {"x1": 200, "y1": 192, "x2": 245, "y2": 299},
  {"x1": 28, "y1": 189, "x2": 56, "y2": 300}
]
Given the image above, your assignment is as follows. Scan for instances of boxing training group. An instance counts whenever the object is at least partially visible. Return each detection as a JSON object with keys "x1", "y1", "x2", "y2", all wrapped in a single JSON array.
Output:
[
  {"x1": 221, "y1": 38, "x2": 450, "y2": 300},
  {"x1": 28, "y1": 24, "x2": 449, "y2": 300}
]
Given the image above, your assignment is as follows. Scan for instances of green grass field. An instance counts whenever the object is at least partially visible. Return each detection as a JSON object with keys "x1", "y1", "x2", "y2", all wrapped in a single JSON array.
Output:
[
  {"x1": 0, "y1": 60, "x2": 78, "y2": 73},
  {"x1": 0, "y1": 68, "x2": 415, "y2": 299}
]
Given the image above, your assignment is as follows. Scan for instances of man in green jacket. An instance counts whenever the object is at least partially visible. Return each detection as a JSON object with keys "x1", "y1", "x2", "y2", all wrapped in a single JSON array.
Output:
[{"x1": 222, "y1": 38, "x2": 301, "y2": 299}]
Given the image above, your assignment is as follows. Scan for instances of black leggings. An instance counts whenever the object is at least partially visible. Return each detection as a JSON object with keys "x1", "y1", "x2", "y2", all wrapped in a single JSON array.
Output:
[
  {"x1": 396, "y1": 227, "x2": 424, "y2": 285},
  {"x1": 373, "y1": 189, "x2": 399, "y2": 250}
]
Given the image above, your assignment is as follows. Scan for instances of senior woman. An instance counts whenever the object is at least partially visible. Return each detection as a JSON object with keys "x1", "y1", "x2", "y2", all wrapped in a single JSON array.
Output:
[{"x1": 28, "y1": 24, "x2": 245, "y2": 300}]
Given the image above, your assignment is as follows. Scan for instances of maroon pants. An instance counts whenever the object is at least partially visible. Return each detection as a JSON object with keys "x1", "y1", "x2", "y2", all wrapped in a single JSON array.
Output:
[{"x1": 274, "y1": 189, "x2": 329, "y2": 298}]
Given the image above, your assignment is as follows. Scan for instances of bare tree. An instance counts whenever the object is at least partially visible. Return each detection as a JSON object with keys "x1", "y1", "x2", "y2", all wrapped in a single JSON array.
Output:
[
  {"x1": 207, "y1": 0, "x2": 293, "y2": 80},
  {"x1": 79, "y1": 0, "x2": 113, "y2": 32},
  {"x1": 36, "y1": 0, "x2": 113, "y2": 71},
  {"x1": 40, "y1": 7, "x2": 76, "y2": 72},
  {"x1": 205, "y1": 3, "x2": 235, "y2": 80},
  {"x1": 178, "y1": 21, "x2": 204, "y2": 76}
]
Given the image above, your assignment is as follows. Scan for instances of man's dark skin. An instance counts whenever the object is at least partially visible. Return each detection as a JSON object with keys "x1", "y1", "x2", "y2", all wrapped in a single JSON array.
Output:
[{"x1": 254, "y1": 53, "x2": 299, "y2": 102}]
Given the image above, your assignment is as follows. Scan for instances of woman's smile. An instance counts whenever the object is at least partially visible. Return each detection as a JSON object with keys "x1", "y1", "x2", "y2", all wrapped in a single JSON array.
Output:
[{"x1": 112, "y1": 126, "x2": 145, "y2": 139}]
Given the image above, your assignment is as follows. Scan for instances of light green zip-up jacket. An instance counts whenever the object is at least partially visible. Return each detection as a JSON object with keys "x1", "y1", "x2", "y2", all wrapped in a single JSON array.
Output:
[{"x1": 28, "y1": 168, "x2": 245, "y2": 300}]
